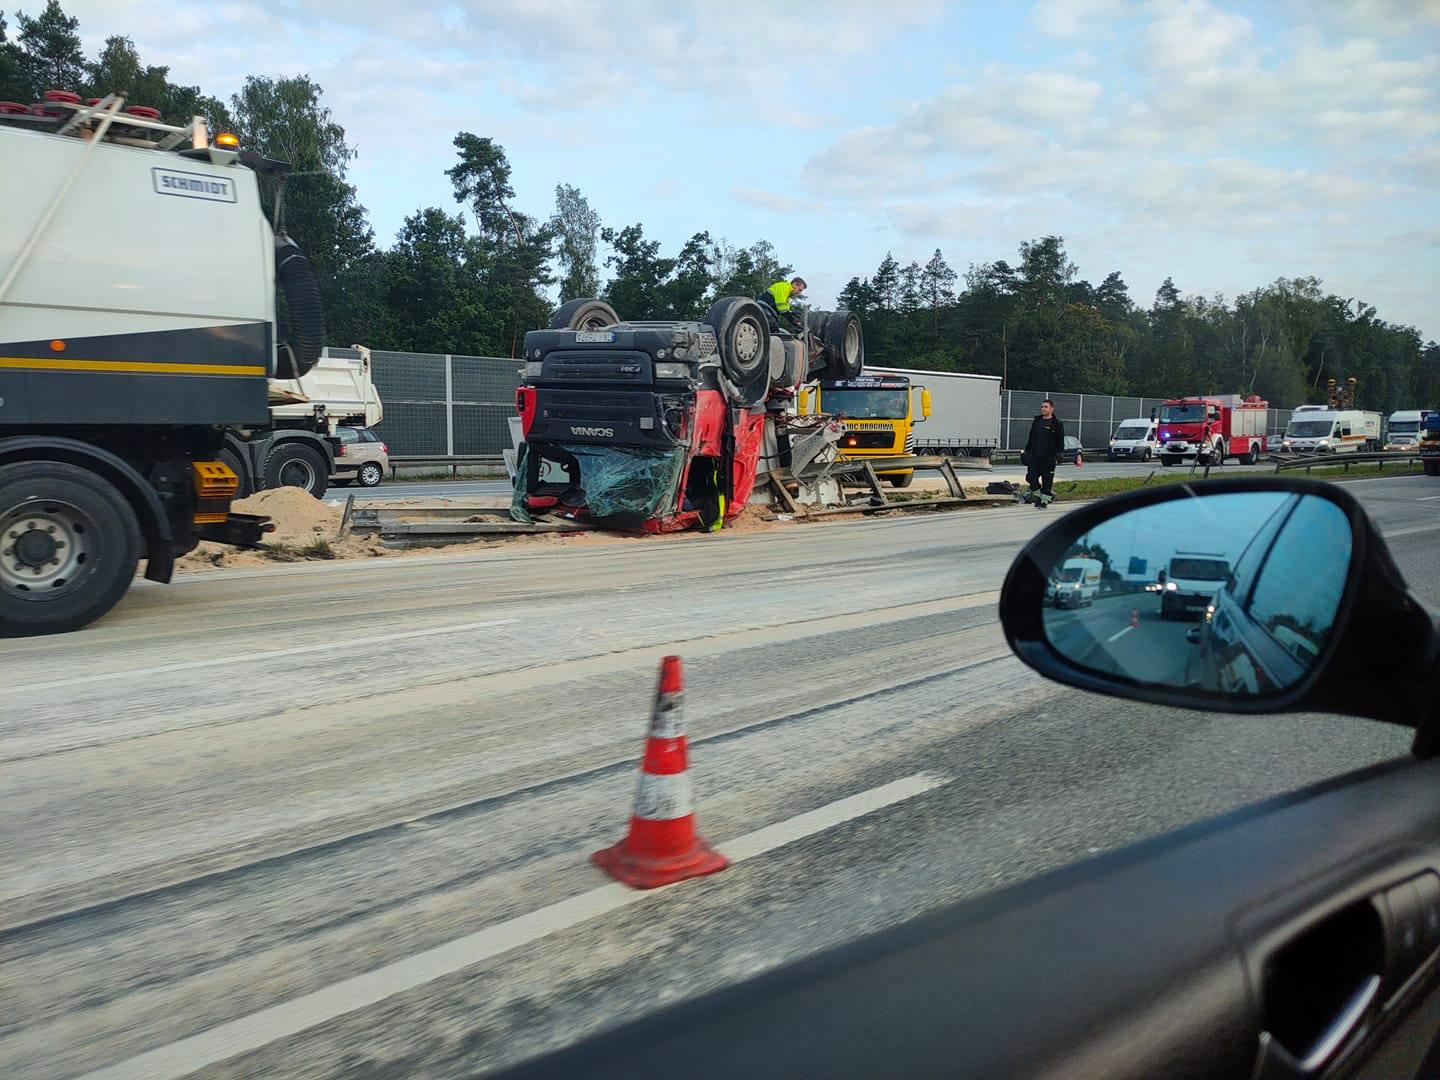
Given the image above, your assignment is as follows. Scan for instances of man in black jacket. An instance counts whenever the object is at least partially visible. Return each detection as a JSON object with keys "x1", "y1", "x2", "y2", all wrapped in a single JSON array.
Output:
[{"x1": 1020, "y1": 399, "x2": 1065, "y2": 506}]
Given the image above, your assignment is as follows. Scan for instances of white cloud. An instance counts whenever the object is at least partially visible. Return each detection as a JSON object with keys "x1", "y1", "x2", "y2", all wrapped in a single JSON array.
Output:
[
  {"x1": 731, "y1": 187, "x2": 810, "y2": 214},
  {"x1": 1031, "y1": 0, "x2": 1133, "y2": 38}
]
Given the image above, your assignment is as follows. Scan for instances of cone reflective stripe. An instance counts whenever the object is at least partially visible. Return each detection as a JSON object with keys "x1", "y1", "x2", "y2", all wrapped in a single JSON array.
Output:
[{"x1": 591, "y1": 656, "x2": 729, "y2": 889}]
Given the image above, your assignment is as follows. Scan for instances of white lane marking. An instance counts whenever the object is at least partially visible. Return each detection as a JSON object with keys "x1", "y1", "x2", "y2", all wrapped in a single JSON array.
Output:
[
  {"x1": 1383, "y1": 524, "x2": 1440, "y2": 540},
  {"x1": 81, "y1": 773, "x2": 946, "y2": 1080},
  {"x1": 4, "y1": 618, "x2": 516, "y2": 694},
  {"x1": 1417, "y1": 496, "x2": 1440, "y2": 502},
  {"x1": 1106, "y1": 625, "x2": 1135, "y2": 643}
]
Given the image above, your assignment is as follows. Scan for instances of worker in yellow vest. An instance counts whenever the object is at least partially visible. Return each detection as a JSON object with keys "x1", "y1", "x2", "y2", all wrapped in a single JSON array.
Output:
[{"x1": 759, "y1": 276, "x2": 807, "y2": 333}]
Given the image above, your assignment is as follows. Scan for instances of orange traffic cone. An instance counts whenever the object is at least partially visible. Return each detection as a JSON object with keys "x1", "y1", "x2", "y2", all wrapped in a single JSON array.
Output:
[
  {"x1": 1131, "y1": 608, "x2": 1139, "y2": 628},
  {"x1": 592, "y1": 656, "x2": 729, "y2": 889}
]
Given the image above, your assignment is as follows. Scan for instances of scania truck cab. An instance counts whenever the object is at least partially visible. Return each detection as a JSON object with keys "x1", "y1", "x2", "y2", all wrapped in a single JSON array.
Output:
[{"x1": 512, "y1": 297, "x2": 865, "y2": 531}]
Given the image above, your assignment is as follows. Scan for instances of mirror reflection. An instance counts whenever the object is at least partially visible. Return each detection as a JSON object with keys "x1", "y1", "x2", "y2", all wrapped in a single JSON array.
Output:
[{"x1": 1042, "y1": 492, "x2": 1353, "y2": 697}]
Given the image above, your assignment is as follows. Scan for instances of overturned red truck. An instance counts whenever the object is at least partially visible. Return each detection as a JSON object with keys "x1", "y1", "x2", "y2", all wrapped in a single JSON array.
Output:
[{"x1": 512, "y1": 297, "x2": 864, "y2": 531}]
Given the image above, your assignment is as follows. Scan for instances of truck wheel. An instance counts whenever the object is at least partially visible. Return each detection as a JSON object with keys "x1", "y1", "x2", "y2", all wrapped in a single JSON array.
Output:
[
  {"x1": 357, "y1": 462, "x2": 384, "y2": 487},
  {"x1": 1160, "y1": 455, "x2": 1178, "y2": 467},
  {"x1": 263, "y1": 443, "x2": 329, "y2": 497},
  {"x1": 703, "y1": 297, "x2": 770, "y2": 405},
  {"x1": 822, "y1": 311, "x2": 864, "y2": 380},
  {"x1": 219, "y1": 446, "x2": 252, "y2": 500},
  {"x1": 550, "y1": 298, "x2": 619, "y2": 332},
  {"x1": 888, "y1": 471, "x2": 914, "y2": 488},
  {"x1": 0, "y1": 462, "x2": 141, "y2": 637},
  {"x1": 1246, "y1": 444, "x2": 1260, "y2": 465},
  {"x1": 1424, "y1": 460, "x2": 1439, "y2": 477}
]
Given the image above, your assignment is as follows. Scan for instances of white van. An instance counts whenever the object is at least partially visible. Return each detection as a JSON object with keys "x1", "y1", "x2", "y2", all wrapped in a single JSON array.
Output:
[
  {"x1": 1280, "y1": 408, "x2": 1382, "y2": 454},
  {"x1": 1385, "y1": 410, "x2": 1426, "y2": 450},
  {"x1": 1108, "y1": 418, "x2": 1159, "y2": 461},
  {"x1": 1053, "y1": 558, "x2": 1104, "y2": 609},
  {"x1": 1160, "y1": 552, "x2": 1231, "y2": 620}
]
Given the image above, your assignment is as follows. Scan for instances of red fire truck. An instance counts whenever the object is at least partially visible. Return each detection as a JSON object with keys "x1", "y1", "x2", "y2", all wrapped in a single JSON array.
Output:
[{"x1": 1155, "y1": 394, "x2": 1268, "y2": 467}]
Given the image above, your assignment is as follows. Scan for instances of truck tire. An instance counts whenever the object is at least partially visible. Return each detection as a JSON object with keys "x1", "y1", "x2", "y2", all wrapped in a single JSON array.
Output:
[
  {"x1": 703, "y1": 297, "x2": 770, "y2": 406},
  {"x1": 263, "y1": 443, "x2": 329, "y2": 497},
  {"x1": 550, "y1": 298, "x2": 619, "y2": 332},
  {"x1": 1160, "y1": 455, "x2": 1179, "y2": 467},
  {"x1": 1424, "y1": 460, "x2": 1439, "y2": 477},
  {"x1": 357, "y1": 462, "x2": 384, "y2": 487},
  {"x1": 888, "y1": 471, "x2": 914, "y2": 489},
  {"x1": 219, "y1": 446, "x2": 253, "y2": 500},
  {"x1": 821, "y1": 311, "x2": 864, "y2": 380},
  {"x1": 0, "y1": 461, "x2": 142, "y2": 637},
  {"x1": 1246, "y1": 444, "x2": 1261, "y2": 465}
]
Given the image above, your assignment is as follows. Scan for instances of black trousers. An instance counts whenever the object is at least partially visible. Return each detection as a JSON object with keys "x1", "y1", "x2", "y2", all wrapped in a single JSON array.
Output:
[{"x1": 1026, "y1": 464, "x2": 1055, "y2": 496}]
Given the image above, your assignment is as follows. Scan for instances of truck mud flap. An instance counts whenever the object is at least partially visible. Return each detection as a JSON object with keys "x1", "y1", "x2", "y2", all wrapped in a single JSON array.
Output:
[{"x1": 199, "y1": 513, "x2": 276, "y2": 548}]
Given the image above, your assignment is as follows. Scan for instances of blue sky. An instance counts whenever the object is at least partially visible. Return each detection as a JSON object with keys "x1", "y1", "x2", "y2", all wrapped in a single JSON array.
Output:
[{"x1": 66, "y1": 0, "x2": 1440, "y2": 336}]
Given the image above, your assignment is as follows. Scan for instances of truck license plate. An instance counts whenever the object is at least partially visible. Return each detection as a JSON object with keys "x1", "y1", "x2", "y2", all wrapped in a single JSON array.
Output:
[{"x1": 575, "y1": 331, "x2": 615, "y2": 343}]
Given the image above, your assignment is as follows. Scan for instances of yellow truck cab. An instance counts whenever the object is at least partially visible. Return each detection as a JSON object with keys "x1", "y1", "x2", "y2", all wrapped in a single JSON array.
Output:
[{"x1": 800, "y1": 375, "x2": 932, "y2": 487}]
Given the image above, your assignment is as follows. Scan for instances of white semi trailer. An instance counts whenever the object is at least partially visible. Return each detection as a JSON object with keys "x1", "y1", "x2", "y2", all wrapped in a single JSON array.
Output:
[{"x1": 861, "y1": 366, "x2": 1002, "y2": 460}]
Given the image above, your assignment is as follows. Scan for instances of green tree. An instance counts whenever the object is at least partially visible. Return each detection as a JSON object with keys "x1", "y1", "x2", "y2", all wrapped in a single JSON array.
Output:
[
  {"x1": 601, "y1": 223, "x2": 673, "y2": 319},
  {"x1": 381, "y1": 208, "x2": 480, "y2": 354},
  {"x1": 229, "y1": 74, "x2": 375, "y2": 333},
  {"x1": 0, "y1": 10, "x2": 34, "y2": 102},
  {"x1": 550, "y1": 183, "x2": 602, "y2": 301},
  {"x1": 83, "y1": 35, "x2": 230, "y2": 127},
  {"x1": 14, "y1": 0, "x2": 82, "y2": 95},
  {"x1": 662, "y1": 231, "x2": 714, "y2": 319},
  {"x1": 447, "y1": 133, "x2": 553, "y2": 355}
]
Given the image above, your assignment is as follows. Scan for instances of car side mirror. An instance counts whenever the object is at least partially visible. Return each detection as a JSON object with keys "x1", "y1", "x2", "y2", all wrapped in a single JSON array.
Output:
[{"x1": 999, "y1": 478, "x2": 1439, "y2": 742}]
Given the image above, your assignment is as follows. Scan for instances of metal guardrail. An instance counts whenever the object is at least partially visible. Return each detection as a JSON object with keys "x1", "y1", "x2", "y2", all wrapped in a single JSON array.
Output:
[
  {"x1": 388, "y1": 454, "x2": 504, "y2": 479},
  {"x1": 1271, "y1": 451, "x2": 1421, "y2": 473}
]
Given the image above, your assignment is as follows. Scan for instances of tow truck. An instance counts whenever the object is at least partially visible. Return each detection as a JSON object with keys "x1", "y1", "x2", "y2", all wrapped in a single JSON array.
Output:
[
  {"x1": 1, "y1": 91, "x2": 337, "y2": 635},
  {"x1": 799, "y1": 373, "x2": 931, "y2": 487}
]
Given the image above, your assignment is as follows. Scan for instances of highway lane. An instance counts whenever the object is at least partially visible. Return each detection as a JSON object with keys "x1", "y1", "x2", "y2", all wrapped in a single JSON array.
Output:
[
  {"x1": 1046, "y1": 595, "x2": 1194, "y2": 686},
  {"x1": 0, "y1": 474, "x2": 1433, "y2": 1078}
]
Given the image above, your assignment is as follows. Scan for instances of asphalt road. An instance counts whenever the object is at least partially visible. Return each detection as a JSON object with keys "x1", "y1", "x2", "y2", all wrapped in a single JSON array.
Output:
[
  {"x1": 1, "y1": 474, "x2": 1434, "y2": 1078},
  {"x1": 346, "y1": 456, "x2": 1282, "y2": 503},
  {"x1": 1046, "y1": 595, "x2": 1196, "y2": 686}
]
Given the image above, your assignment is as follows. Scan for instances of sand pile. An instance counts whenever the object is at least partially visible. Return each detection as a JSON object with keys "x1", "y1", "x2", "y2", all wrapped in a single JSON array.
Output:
[{"x1": 174, "y1": 488, "x2": 392, "y2": 572}]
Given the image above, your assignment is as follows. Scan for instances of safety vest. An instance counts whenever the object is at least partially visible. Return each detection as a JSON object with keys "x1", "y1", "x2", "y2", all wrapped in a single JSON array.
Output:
[{"x1": 768, "y1": 281, "x2": 794, "y2": 312}]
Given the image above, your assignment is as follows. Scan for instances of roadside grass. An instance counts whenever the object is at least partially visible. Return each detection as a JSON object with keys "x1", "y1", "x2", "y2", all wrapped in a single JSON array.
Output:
[
  {"x1": 261, "y1": 537, "x2": 338, "y2": 562},
  {"x1": 1052, "y1": 459, "x2": 1423, "y2": 502}
]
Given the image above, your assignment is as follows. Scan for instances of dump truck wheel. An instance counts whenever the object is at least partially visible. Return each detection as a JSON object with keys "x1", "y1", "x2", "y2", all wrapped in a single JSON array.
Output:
[
  {"x1": 704, "y1": 297, "x2": 770, "y2": 406},
  {"x1": 888, "y1": 472, "x2": 914, "y2": 488},
  {"x1": 1424, "y1": 460, "x2": 1439, "y2": 477},
  {"x1": 550, "y1": 298, "x2": 619, "y2": 332},
  {"x1": 263, "y1": 443, "x2": 329, "y2": 497},
  {"x1": 219, "y1": 447, "x2": 252, "y2": 499},
  {"x1": 822, "y1": 311, "x2": 864, "y2": 380},
  {"x1": 0, "y1": 461, "x2": 141, "y2": 637}
]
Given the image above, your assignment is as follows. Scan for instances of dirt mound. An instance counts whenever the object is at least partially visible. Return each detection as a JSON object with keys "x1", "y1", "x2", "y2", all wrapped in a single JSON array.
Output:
[
  {"x1": 232, "y1": 487, "x2": 342, "y2": 544},
  {"x1": 173, "y1": 487, "x2": 395, "y2": 572}
]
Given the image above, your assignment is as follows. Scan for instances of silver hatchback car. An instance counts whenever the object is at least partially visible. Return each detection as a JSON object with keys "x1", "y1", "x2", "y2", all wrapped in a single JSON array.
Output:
[{"x1": 331, "y1": 426, "x2": 389, "y2": 487}]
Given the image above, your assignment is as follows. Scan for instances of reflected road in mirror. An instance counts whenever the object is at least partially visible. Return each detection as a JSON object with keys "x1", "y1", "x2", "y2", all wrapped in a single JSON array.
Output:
[{"x1": 1042, "y1": 491, "x2": 1353, "y2": 698}]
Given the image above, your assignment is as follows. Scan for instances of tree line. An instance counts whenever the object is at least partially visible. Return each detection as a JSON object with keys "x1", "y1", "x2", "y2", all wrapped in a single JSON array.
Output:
[{"x1": 4, "y1": 1, "x2": 1435, "y2": 410}]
